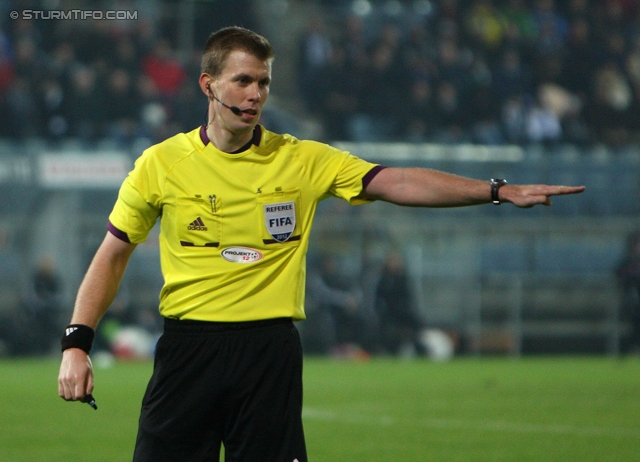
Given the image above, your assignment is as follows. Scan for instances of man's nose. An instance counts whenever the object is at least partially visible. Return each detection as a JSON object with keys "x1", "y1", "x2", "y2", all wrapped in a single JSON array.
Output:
[{"x1": 247, "y1": 83, "x2": 263, "y2": 102}]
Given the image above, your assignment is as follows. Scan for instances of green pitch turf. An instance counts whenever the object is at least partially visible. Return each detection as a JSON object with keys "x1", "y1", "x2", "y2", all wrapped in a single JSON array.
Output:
[{"x1": 0, "y1": 356, "x2": 638, "y2": 461}]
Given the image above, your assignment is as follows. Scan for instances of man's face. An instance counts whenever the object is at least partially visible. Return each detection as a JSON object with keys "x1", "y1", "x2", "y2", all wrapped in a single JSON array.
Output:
[{"x1": 212, "y1": 49, "x2": 271, "y2": 130}]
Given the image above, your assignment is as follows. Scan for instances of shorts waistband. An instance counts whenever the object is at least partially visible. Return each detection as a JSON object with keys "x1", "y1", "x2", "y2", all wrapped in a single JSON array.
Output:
[{"x1": 163, "y1": 317, "x2": 293, "y2": 334}]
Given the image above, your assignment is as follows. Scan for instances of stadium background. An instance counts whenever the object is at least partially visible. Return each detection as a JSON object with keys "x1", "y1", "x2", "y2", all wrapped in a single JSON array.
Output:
[{"x1": 0, "y1": 0, "x2": 639, "y2": 357}]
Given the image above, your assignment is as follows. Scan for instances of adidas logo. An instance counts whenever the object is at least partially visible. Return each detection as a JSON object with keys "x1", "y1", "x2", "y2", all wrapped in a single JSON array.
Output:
[
  {"x1": 187, "y1": 217, "x2": 208, "y2": 231},
  {"x1": 65, "y1": 327, "x2": 78, "y2": 336}
]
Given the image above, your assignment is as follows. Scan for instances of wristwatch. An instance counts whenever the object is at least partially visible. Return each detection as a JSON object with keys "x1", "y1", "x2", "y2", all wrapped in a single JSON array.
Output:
[{"x1": 490, "y1": 178, "x2": 508, "y2": 205}]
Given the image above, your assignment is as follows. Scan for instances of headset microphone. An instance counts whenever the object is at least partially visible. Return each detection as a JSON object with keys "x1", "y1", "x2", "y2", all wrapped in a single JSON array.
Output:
[
  {"x1": 207, "y1": 83, "x2": 243, "y2": 116},
  {"x1": 212, "y1": 94, "x2": 243, "y2": 116}
]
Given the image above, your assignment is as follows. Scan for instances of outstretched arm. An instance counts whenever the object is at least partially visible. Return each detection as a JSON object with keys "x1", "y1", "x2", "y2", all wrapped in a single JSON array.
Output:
[
  {"x1": 362, "y1": 167, "x2": 585, "y2": 208},
  {"x1": 58, "y1": 231, "x2": 136, "y2": 402}
]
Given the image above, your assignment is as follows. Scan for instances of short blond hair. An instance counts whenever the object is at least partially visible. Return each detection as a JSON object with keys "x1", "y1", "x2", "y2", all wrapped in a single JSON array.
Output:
[{"x1": 201, "y1": 26, "x2": 274, "y2": 79}]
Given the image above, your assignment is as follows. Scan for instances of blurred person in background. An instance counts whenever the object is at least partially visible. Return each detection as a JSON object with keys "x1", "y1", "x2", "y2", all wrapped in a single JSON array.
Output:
[
  {"x1": 104, "y1": 68, "x2": 140, "y2": 147},
  {"x1": 110, "y1": 39, "x2": 141, "y2": 76},
  {"x1": 316, "y1": 254, "x2": 366, "y2": 358},
  {"x1": 501, "y1": 0, "x2": 538, "y2": 50},
  {"x1": 322, "y1": 44, "x2": 360, "y2": 141},
  {"x1": 57, "y1": 25, "x2": 584, "y2": 462},
  {"x1": 350, "y1": 22, "x2": 406, "y2": 141},
  {"x1": 616, "y1": 231, "x2": 640, "y2": 355},
  {"x1": 64, "y1": 65, "x2": 102, "y2": 144},
  {"x1": 322, "y1": 15, "x2": 370, "y2": 141},
  {"x1": 3, "y1": 35, "x2": 41, "y2": 139},
  {"x1": 402, "y1": 78, "x2": 435, "y2": 142},
  {"x1": 0, "y1": 40, "x2": 14, "y2": 138},
  {"x1": 375, "y1": 251, "x2": 426, "y2": 357},
  {"x1": 142, "y1": 38, "x2": 186, "y2": 101},
  {"x1": 301, "y1": 255, "x2": 364, "y2": 356},
  {"x1": 492, "y1": 49, "x2": 533, "y2": 111},
  {"x1": 297, "y1": 17, "x2": 333, "y2": 122},
  {"x1": 26, "y1": 256, "x2": 63, "y2": 355},
  {"x1": 586, "y1": 61, "x2": 634, "y2": 145},
  {"x1": 431, "y1": 80, "x2": 472, "y2": 143}
]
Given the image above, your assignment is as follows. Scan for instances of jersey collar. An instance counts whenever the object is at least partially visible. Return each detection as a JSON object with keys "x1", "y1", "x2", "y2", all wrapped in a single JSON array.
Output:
[{"x1": 199, "y1": 125, "x2": 262, "y2": 154}]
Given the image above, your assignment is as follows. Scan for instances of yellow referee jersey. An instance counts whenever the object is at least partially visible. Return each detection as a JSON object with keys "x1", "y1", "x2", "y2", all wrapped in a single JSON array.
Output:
[{"x1": 108, "y1": 126, "x2": 379, "y2": 321}]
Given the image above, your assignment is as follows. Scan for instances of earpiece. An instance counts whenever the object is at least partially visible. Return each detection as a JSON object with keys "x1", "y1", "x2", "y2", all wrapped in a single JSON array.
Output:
[{"x1": 205, "y1": 80, "x2": 243, "y2": 116}]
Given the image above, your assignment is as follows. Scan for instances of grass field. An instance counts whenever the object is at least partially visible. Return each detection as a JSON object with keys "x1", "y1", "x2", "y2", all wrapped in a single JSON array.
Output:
[{"x1": 0, "y1": 356, "x2": 639, "y2": 461}]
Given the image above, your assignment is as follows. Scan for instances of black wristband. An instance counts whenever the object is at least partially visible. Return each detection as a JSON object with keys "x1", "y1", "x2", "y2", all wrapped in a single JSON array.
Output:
[{"x1": 61, "y1": 324, "x2": 95, "y2": 354}]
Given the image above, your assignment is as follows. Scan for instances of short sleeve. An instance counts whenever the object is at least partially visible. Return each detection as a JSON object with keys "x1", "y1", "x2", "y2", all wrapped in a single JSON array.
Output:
[
  {"x1": 108, "y1": 176, "x2": 160, "y2": 244},
  {"x1": 328, "y1": 152, "x2": 379, "y2": 205}
]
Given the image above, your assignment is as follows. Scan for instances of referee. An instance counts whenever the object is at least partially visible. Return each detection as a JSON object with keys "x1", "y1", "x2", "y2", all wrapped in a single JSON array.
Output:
[{"x1": 58, "y1": 26, "x2": 585, "y2": 461}]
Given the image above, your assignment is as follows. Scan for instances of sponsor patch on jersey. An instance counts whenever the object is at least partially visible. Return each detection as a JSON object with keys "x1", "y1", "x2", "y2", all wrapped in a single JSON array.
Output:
[
  {"x1": 221, "y1": 247, "x2": 264, "y2": 263},
  {"x1": 264, "y1": 201, "x2": 296, "y2": 243}
]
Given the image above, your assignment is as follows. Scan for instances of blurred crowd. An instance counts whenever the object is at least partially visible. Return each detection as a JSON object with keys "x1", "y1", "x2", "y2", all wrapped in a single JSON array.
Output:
[
  {"x1": 300, "y1": 0, "x2": 640, "y2": 146},
  {"x1": 0, "y1": 7, "x2": 190, "y2": 147},
  {"x1": 0, "y1": 0, "x2": 252, "y2": 148},
  {"x1": 2, "y1": 0, "x2": 640, "y2": 149}
]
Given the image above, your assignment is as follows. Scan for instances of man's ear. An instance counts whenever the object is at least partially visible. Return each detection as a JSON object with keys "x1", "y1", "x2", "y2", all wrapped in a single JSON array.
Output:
[{"x1": 199, "y1": 73, "x2": 213, "y2": 98}]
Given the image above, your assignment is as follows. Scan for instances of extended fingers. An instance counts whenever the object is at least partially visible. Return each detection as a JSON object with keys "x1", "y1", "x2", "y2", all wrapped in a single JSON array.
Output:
[
  {"x1": 521, "y1": 184, "x2": 585, "y2": 202},
  {"x1": 538, "y1": 185, "x2": 585, "y2": 206},
  {"x1": 541, "y1": 185, "x2": 586, "y2": 196}
]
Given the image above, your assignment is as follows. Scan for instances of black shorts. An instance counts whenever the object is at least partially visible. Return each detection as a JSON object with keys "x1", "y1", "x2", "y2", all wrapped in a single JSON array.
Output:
[{"x1": 133, "y1": 317, "x2": 307, "y2": 462}]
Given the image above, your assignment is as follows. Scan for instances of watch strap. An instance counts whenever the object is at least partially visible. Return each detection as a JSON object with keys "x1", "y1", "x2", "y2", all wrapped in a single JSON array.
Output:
[{"x1": 490, "y1": 178, "x2": 508, "y2": 205}]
